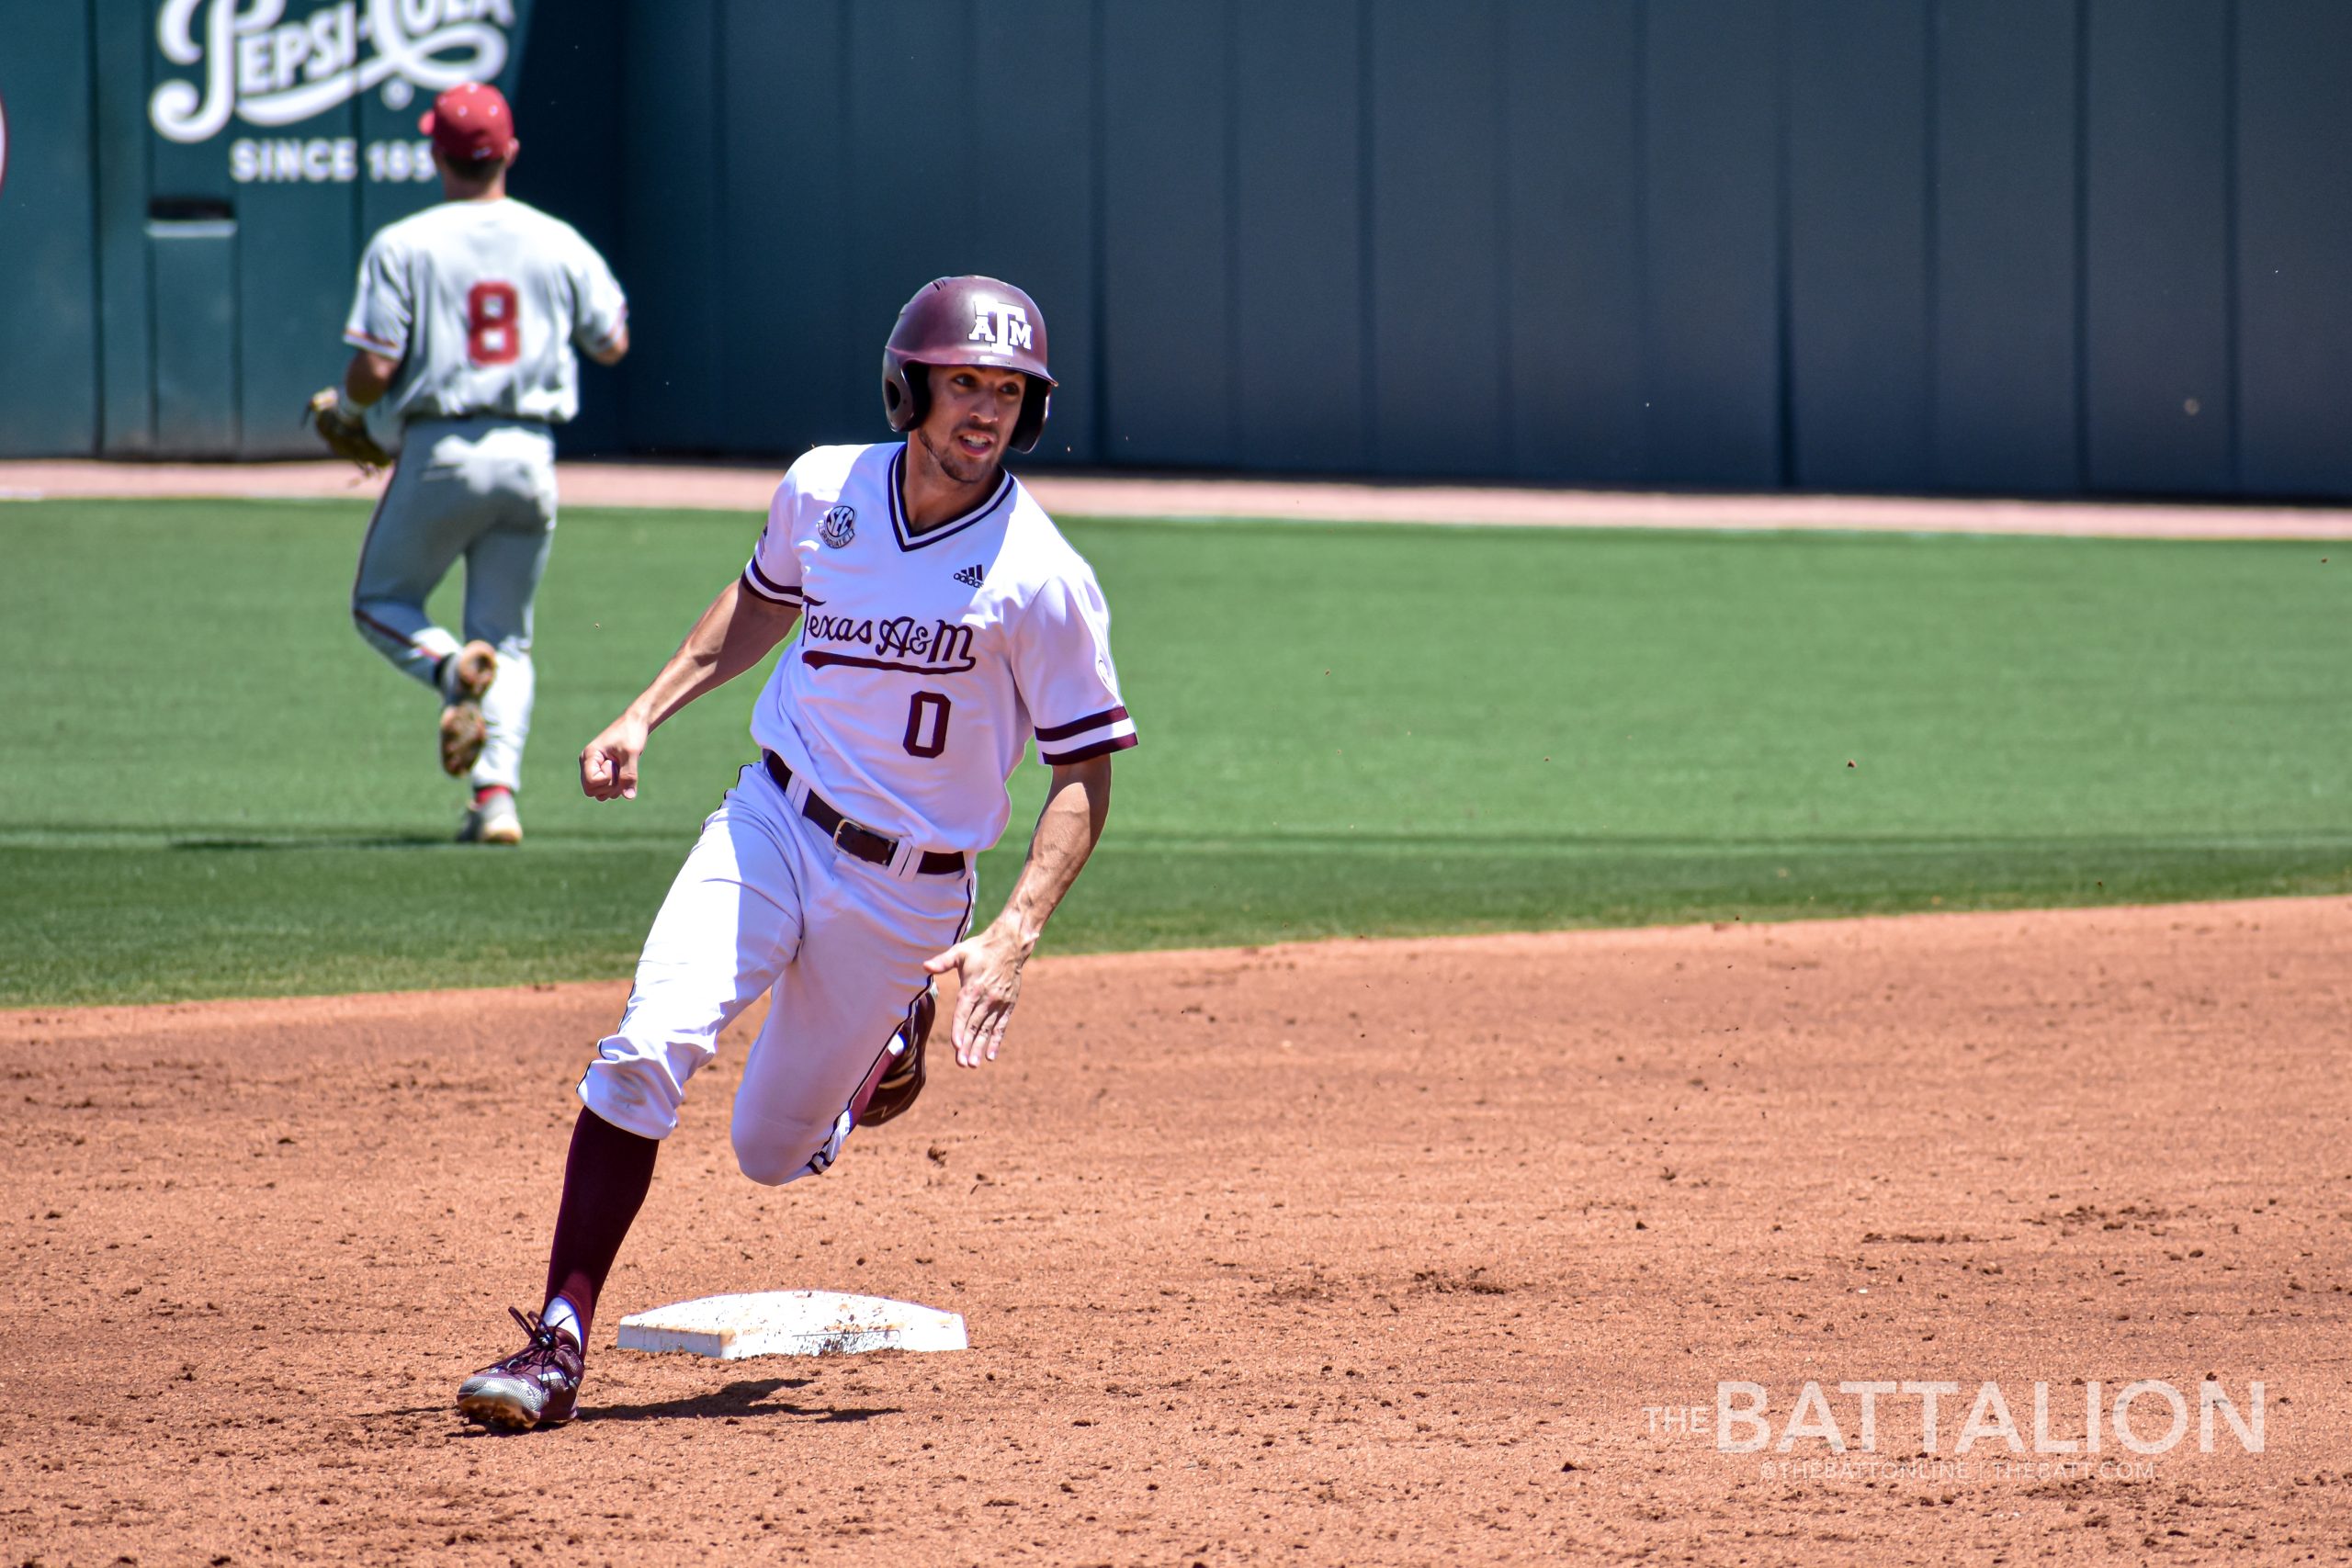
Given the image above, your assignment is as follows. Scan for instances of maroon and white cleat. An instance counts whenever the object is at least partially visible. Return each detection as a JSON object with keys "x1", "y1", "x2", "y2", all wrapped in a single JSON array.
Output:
[{"x1": 457, "y1": 1306, "x2": 583, "y2": 1430}]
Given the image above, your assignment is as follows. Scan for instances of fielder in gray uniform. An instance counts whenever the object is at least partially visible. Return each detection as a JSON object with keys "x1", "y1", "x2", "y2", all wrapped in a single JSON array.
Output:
[{"x1": 334, "y1": 82, "x2": 628, "y2": 844}]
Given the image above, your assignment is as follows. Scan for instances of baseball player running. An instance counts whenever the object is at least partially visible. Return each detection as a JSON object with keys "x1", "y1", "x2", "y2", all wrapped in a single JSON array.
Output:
[
  {"x1": 456, "y1": 276, "x2": 1135, "y2": 1428},
  {"x1": 319, "y1": 82, "x2": 628, "y2": 844}
]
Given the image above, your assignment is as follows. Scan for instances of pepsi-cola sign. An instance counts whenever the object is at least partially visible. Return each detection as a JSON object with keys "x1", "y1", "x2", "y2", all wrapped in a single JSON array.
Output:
[{"x1": 149, "y1": 0, "x2": 512, "y2": 142}]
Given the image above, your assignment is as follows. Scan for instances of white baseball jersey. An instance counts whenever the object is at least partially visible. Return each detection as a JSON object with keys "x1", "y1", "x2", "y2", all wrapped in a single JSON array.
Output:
[
  {"x1": 740, "y1": 443, "x2": 1136, "y2": 855},
  {"x1": 343, "y1": 197, "x2": 625, "y2": 428}
]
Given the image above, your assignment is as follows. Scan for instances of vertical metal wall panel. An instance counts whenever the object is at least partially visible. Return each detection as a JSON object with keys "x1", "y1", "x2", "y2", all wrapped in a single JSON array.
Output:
[
  {"x1": 623, "y1": 0, "x2": 725, "y2": 452},
  {"x1": 150, "y1": 227, "x2": 239, "y2": 455},
  {"x1": 146, "y1": 37, "x2": 233, "y2": 431},
  {"x1": 93, "y1": 0, "x2": 154, "y2": 455},
  {"x1": 1367, "y1": 0, "x2": 1507, "y2": 477},
  {"x1": 512, "y1": 0, "x2": 632, "y2": 457},
  {"x1": 844, "y1": 2, "x2": 986, "y2": 444},
  {"x1": 719, "y1": 0, "x2": 855, "y2": 456},
  {"x1": 145, "y1": 92, "x2": 240, "y2": 457},
  {"x1": 235, "y1": 102, "x2": 361, "y2": 458},
  {"x1": 1785, "y1": 0, "x2": 1931, "y2": 491},
  {"x1": 1232, "y1": 0, "x2": 1364, "y2": 474},
  {"x1": 2084, "y1": 0, "x2": 2231, "y2": 494},
  {"x1": 1639, "y1": 0, "x2": 1783, "y2": 488},
  {"x1": 1931, "y1": 0, "x2": 2081, "y2": 494},
  {"x1": 1098, "y1": 2, "x2": 1235, "y2": 468},
  {"x1": 969, "y1": 0, "x2": 1101, "y2": 466},
  {"x1": 0, "y1": 0, "x2": 99, "y2": 456},
  {"x1": 1501, "y1": 0, "x2": 1645, "y2": 485},
  {"x1": 2236, "y1": 0, "x2": 2352, "y2": 496}
]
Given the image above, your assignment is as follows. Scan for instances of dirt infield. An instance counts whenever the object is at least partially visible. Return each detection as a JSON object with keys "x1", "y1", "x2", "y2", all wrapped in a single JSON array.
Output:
[
  {"x1": 7, "y1": 456, "x2": 2352, "y2": 539},
  {"x1": 5, "y1": 898, "x2": 2347, "y2": 1565}
]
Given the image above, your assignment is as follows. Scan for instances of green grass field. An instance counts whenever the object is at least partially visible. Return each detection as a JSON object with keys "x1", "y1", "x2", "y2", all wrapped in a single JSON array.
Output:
[{"x1": 2, "y1": 497, "x2": 2345, "y2": 1006}]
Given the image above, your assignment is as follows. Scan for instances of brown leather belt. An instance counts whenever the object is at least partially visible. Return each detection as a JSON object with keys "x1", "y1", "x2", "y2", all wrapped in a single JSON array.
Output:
[{"x1": 763, "y1": 752, "x2": 967, "y2": 876}]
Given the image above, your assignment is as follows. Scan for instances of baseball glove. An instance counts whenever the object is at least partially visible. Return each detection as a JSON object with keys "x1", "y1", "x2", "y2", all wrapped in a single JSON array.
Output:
[{"x1": 304, "y1": 387, "x2": 391, "y2": 475}]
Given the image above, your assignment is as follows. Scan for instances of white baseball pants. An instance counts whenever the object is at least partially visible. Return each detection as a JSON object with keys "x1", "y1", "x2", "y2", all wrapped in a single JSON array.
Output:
[
  {"x1": 580, "y1": 761, "x2": 975, "y2": 1184},
  {"x1": 350, "y1": 417, "x2": 558, "y2": 793}
]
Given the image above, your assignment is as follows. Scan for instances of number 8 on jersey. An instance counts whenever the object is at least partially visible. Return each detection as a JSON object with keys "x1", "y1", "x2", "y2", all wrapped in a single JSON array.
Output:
[{"x1": 468, "y1": 281, "x2": 520, "y2": 366}]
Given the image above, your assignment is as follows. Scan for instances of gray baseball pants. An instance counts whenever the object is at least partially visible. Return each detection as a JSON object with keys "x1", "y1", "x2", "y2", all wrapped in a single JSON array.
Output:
[{"x1": 350, "y1": 416, "x2": 558, "y2": 793}]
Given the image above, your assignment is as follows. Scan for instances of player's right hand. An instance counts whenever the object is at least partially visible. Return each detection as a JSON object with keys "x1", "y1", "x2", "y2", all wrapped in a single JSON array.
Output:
[{"x1": 579, "y1": 714, "x2": 649, "y2": 800}]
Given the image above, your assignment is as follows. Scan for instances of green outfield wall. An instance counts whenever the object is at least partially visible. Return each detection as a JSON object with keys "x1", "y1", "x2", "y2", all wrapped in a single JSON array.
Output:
[{"x1": 3, "y1": 0, "x2": 2349, "y2": 499}]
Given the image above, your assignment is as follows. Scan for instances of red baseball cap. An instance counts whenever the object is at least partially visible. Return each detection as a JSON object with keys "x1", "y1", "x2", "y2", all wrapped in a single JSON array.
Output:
[{"x1": 419, "y1": 83, "x2": 517, "y2": 164}]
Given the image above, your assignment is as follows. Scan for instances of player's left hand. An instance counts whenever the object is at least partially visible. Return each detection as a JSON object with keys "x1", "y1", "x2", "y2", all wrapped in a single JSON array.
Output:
[{"x1": 922, "y1": 919, "x2": 1028, "y2": 1066}]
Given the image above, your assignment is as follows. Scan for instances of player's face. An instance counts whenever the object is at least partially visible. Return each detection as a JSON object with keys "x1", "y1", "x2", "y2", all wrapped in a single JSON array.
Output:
[{"x1": 916, "y1": 366, "x2": 1027, "y2": 484}]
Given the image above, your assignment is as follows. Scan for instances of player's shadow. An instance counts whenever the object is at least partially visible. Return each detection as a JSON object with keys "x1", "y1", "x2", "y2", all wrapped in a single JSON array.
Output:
[{"x1": 580, "y1": 1376, "x2": 901, "y2": 1426}]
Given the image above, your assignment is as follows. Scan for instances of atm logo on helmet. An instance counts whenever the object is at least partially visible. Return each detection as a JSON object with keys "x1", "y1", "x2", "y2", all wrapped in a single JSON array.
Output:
[{"x1": 967, "y1": 302, "x2": 1034, "y2": 355}]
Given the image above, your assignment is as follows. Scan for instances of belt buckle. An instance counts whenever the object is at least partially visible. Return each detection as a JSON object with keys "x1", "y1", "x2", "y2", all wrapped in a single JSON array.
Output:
[{"x1": 831, "y1": 814, "x2": 887, "y2": 863}]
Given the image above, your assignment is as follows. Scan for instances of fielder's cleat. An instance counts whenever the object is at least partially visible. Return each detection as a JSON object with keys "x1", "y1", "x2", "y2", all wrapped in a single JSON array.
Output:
[
  {"x1": 457, "y1": 1306, "x2": 582, "y2": 1431},
  {"x1": 439, "y1": 703, "x2": 488, "y2": 775},
  {"x1": 458, "y1": 787, "x2": 523, "y2": 845},
  {"x1": 437, "y1": 641, "x2": 497, "y2": 776},
  {"x1": 441, "y1": 640, "x2": 499, "y2": 704}
]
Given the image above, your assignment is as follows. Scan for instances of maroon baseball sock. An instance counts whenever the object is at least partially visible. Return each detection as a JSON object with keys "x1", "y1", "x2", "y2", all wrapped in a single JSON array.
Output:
[{"x1": 541, "y1": 1107, "x2": 659, "y2": 1349}]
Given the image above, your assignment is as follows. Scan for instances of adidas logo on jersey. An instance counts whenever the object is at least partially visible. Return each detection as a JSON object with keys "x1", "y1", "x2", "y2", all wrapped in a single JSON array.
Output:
[{"x1": 953, "y1": 565, "x2": 985, "y2": 588}]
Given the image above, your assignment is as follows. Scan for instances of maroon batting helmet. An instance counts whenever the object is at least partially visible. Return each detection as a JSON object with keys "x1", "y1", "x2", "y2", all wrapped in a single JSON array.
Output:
[{"x1": 882, "y1": 276, "x2": 1056, "y2": 454}]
